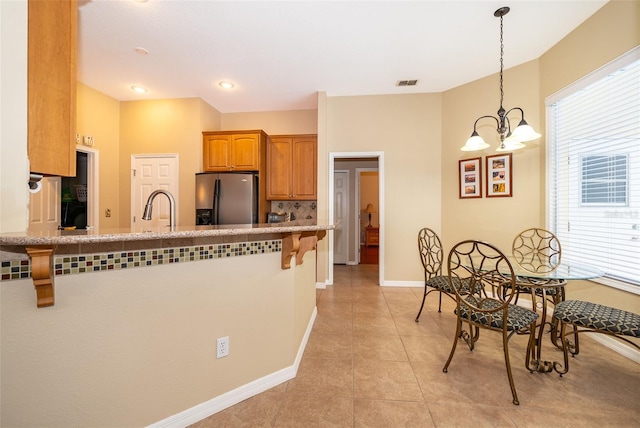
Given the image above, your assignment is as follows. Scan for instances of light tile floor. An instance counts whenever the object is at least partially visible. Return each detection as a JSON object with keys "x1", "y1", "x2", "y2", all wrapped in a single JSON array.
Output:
[{"x1": 191, "y1": 264, "x2": 640, "y2": 427}]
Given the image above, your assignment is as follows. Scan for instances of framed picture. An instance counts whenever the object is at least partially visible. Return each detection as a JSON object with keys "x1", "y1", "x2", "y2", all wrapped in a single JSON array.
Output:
[
  {"x1": 486, "y1": 153, "x2": 512, "y2": 197},
  {"x1": 458, "y1": 157, "x2": 482, "y2": 198}
]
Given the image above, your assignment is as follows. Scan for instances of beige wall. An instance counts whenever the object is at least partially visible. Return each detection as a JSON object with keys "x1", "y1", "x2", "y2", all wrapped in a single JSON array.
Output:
[
  {"x1": 1, "y1": 250, "x2": 316, "y2": 426},
  {"x1": 325, "y1": 93, "x2": 442, "y2": 282},
  {"x1": 441, "y1": 59, "x2": 542, "y2": 252},
  {"x1": 221, "y1": 109, "x2": 317, "y2": 135},
  {"x1": 118, "y1": 98, "x2": 221, "y2": 227},
  {"x1": 76, "y1": 83, "x2": 121, "y2": 229}
]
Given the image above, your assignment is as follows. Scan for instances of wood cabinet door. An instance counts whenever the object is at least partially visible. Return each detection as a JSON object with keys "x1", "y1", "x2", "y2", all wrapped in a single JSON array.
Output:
[
  {"x1": 230, "y1": 134, "x2": 260, "y2": 170},
  {"x1": 266, "y1": 137, "x2": 293, "y2": 200},
  {"x1": 27, "y1": 0, "x2": 77, "y2": 177},
  {"x1": 291, "y1": 136, "x2": 317, "y2": 200},
  {"x1": 203, "y1": 134, "x2": 231, "y2": 171}
]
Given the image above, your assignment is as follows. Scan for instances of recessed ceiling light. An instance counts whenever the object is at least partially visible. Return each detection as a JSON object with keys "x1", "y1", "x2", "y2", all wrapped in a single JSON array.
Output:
[
  {"x1": 130, "y1": 85, "x2": 147, "y2": 94},
  {"x1": 134, "y1": 47, "x2": 149, "y2": 55},
  {"x1": 219, "y1": 81, "x2": 235, "y2": 89}
]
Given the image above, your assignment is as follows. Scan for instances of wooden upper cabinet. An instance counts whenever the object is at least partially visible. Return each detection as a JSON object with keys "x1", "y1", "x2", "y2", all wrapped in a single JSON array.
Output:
[
  {"x1": 203, "y1": 131, "x2": 266, "y2": 172},
  {"x1": 28, "y1": 0, "x2": 78, "y2": 177},
  {"x1": 266, "y1": 135, "x2": 317, "y2": 200}
]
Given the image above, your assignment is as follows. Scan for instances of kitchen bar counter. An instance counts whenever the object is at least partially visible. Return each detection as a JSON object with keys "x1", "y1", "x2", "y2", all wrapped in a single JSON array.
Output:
[
  {"x1": 0, "y1": 220, "x2": 330, "y2": 246},
  {"x1": 0, "y1": 220, "x2": 332, "y2": 308},
  {"x1": 1, "y1": 221, "x2": 327, "y2": 426}
]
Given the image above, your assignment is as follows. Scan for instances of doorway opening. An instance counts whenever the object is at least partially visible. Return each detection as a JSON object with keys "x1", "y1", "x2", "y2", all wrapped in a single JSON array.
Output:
[
  {"x1": 357, "y1": 168, "x2": 379, "y2": 265},
  {"x1": 61, "y1": 152, "x2": 87, "y2": 228},
  {"x1": 329, "y1": 152, "x2": 384, "y2": 286},
  {"x1": 60, "y1": 147, "x2": 99, "y2": 229}
]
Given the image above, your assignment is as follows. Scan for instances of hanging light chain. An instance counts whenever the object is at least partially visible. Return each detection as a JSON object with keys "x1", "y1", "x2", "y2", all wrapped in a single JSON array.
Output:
[{"x1": 499, "y1": 12, "x2": 504, "y2": 112}]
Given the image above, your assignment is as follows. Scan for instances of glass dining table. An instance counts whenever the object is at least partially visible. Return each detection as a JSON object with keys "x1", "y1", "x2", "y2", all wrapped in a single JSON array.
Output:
[{"x1": 508, "y1": 258, "x2": 604, "y2": 373}]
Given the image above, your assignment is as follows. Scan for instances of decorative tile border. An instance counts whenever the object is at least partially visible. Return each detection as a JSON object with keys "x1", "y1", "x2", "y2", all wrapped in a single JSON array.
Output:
[{"x1": 0, "y1": 240, "x2": 282, "y2": 282}]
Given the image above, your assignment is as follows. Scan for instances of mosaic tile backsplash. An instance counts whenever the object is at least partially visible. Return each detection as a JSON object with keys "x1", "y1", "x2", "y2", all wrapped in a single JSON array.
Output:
[
  {"x1": 270, "y1": 201, "x2": 317, "y2": 221},
  {"x1": 0, "y1": 240, "x2": 282, "y2": 282}
]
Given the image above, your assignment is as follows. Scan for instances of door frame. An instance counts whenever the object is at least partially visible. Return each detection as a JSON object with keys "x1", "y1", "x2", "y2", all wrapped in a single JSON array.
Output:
[
  {"x1": 76, "y1": 145, "x2": 99, "y2": 229},
  {"x1": 328, "y1": 151, "x2": 384, "y2": 286}
]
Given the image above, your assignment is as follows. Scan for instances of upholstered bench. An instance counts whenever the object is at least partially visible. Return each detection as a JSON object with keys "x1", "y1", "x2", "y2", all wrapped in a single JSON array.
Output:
[{"x1": 552, "y1": 299, "x2": 640, "y2": 375}]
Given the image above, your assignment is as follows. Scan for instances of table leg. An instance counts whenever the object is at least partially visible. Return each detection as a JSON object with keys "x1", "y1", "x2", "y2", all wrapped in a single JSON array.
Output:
[{"x1": 525, "y1": 284, "x2": 566, "y2": 373}]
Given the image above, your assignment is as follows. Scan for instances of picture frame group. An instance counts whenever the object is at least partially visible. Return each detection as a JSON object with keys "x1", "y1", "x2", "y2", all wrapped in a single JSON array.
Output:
[{"x1": 458, "y1": 153, "x2": 512, "y2": 199}]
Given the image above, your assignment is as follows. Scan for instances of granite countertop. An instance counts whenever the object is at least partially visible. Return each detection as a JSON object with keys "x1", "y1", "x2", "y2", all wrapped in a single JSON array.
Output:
[{"x1": 0, "y1": 220, "x2": 333, "y2": 246}]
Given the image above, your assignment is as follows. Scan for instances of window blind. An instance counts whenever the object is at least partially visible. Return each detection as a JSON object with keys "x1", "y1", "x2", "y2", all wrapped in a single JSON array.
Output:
[{"x1": 547, "y1": 50, "x2": 640, "y2": 286}]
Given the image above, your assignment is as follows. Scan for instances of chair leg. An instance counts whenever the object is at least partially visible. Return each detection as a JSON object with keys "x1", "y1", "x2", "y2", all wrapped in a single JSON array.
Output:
[
  {"x1": 437, "y1": 291, "x2": 443, "y2": 313},
  {"x1": 415, "y1": 286, "x2": 428, "y2": 322},
  {"x1": 570, "y1": 324, "x2": 580, "y2": 355},
  {"x1": 553, "y1": 321, "x2": 570, "y2": 376},
  {"x1": 525, "y1": 320, "x2": 538, "y2": 373},
  {"x1": 502, "y1": 328, "x2": 520, "y2": 405},
  {"x1": 443, "y1": 317, "x2": 462, "y2": 373}
]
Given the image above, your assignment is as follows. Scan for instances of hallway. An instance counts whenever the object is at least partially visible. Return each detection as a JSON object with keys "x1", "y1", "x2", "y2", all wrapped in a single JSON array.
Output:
[{"x1": 191, "y1": 264, "x2": 640, "y2": 427}]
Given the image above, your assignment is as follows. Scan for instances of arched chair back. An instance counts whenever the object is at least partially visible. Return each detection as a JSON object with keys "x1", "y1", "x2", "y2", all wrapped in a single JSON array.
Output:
[{"x1": 512, "y1": 227, "x2": 561, "y2": 273}]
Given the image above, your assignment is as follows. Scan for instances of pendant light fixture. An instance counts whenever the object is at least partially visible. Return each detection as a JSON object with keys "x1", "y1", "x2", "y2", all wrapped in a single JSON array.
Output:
[{"x1": 461, "y1": 6, "x2": 541, "y2": 152}]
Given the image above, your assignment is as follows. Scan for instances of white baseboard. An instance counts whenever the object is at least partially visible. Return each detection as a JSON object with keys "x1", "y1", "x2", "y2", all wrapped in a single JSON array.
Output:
[
  {"x1": 147, "y1": 307, "x2": 318, "y2": 428},
  {"x1": 316, "y1": 281, "x2": 327, "y2": 289},
  {"x1": 588, "y1": 333, "x2": 640, "y2": 364},
  {"x1": 380, "y1": 280, "x2": 423, "y2": 287}
]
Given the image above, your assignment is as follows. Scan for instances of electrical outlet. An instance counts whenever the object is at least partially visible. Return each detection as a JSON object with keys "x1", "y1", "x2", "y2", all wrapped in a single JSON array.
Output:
[
  {"x1": 216, "y1": 336, "x2": 229, "y2": 359},
  {"x1": 105, "y1": 209, "x2": 111, "y2": 218},
  {"x1": 76, "y1": 133, "x2": 81, "y2": 144}
]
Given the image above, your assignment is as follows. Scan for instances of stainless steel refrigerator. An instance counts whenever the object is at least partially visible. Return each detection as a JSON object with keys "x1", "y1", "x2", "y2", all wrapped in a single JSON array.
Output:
[{"x1": 195, "y1": 172, "x2": 259, "y2": 225}]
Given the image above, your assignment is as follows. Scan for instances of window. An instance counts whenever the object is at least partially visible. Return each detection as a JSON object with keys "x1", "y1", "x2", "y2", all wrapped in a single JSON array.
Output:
[
  {"x1": 547, "y1": 48, "x2": 640, "y2": 288},
  {"x1": 581, "y1": 155, "x2": 628, "y2": 206}
]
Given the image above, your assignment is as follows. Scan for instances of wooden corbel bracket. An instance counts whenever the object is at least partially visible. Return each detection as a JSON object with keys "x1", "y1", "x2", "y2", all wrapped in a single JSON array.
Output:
[
  {"x1": 281, "y1": 230, "x2": 327, "y2": 270},
  {"x1": 26, "y1": 246, "x2": 56, "y2": 308},
  {"x1": 281, "y1": 232, "x2": 301, "y2": 269}
]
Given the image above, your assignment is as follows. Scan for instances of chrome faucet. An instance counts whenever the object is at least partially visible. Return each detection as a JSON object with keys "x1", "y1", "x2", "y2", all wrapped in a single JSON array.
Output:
[{"x1": 142, "y1": 189, "x2": 176, "y2": 231}]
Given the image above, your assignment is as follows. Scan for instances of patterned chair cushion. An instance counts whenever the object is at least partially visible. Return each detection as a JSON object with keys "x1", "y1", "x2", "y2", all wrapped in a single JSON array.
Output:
[
  {"x1": 426, "y1": 275, "x2": 454, "y2": 292},
  {"x1": 427, "y1": 276, "x2": 476, "y2": 294},
  {"x1": 458, "y1": 297, "x2": 539, "y2": 331},
  {"x1": 553, "y1": 300, "x2": 640, "y2": 338}
]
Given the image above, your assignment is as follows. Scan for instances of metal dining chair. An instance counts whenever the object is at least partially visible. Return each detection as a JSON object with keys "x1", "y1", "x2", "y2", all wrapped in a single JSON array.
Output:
[
  {"x1": 511, "y1": 227, "x2": 569, "y2": 349},
  {"x1": 414, "y1": 227, "x2": 457, "y2": 322},
  {"x1": 442, "y1": 240, "x2": 539, "y2": 405}
]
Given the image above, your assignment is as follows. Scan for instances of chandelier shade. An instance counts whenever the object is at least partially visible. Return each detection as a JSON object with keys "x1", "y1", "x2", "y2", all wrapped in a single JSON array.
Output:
[{"x1": 461, "y1": 6, "x2": 541, "y2": 152}]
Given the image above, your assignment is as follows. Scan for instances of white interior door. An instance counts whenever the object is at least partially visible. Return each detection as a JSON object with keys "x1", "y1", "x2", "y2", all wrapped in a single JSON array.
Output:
[
  {"x1": 29, "y1": 177, "x2": 61, "y2": 232},
  {"x1": 333, "y1": 170, "x2": 349, "y2": 264},
  {"x1": 131, "y1": 154, "x2": 179, "y2": 230}
]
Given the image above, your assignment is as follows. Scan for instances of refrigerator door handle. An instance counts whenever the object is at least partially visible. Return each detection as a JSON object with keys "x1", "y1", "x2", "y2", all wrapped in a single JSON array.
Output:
[{"x1": 212, "y1": 178, "x2": 221, "y2": 225}]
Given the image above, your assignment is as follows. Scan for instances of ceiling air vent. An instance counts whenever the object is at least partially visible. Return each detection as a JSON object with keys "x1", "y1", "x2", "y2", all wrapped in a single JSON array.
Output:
[{"x1": 396, "y1": 80, "x2": 418, "y2": 87}]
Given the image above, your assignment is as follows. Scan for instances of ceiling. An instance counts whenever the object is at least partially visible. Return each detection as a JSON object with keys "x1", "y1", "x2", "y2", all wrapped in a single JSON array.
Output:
[{"x1": 77, "y1": 0, "x2": 608, "y2": 114}]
